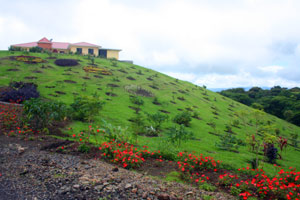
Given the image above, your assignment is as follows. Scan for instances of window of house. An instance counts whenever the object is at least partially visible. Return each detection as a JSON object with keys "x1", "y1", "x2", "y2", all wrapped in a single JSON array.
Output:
[
  {"x1": 76, "y1": 48, "x2": 82, "y2": 54},
  {"x1": 60, "y1": 51, "x2": 64, "y2": 54},
  {"x1": 88, "y1": 48, "x2": 94, "y2": 55}
]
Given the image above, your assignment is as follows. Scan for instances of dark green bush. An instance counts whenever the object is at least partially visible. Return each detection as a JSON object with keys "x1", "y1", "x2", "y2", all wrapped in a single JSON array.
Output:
[
  {"x1": 129, "y1": 96, "x2": 144, "y2": 106},
  {"x1": 166, "y1": 124, "x2": 193, "y2": 147},
  {"x1": 29, "y1": 46, "x2": 42, "y2": 53},
  {"x1": 23, "y1": 98, "x2": 69, "y2": 130},
  {"x1": 71, "y1": 96, "x2": 104, "y2": 122},
  {"x1": 173, "y1": 111, "x2": 192, "y2": 127}
]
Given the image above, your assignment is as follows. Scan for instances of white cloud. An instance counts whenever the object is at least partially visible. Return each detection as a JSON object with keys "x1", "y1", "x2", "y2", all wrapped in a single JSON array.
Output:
[{"x1": 1, "y1": 0, "x2": 300, "y2": 88}]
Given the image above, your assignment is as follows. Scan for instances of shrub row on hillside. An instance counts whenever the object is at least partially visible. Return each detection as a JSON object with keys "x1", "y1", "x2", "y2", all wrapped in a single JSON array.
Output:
[{"x1": 55, "y1": 59, "x2": 78, "y2": 67}]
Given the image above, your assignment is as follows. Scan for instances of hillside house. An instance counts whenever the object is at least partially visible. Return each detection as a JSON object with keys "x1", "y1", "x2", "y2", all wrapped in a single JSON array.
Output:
[{"x1": 11, "y1": 37, "x2": 121, "y2": 59}]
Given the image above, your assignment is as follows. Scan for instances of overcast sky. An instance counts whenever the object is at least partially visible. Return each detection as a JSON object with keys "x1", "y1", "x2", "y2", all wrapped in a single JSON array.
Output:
[{"x1": 1, "y1": 0, "x2": 300, "y2": 89}]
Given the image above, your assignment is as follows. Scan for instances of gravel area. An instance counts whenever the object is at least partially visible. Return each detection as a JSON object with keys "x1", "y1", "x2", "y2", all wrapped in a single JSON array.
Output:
[{"x1": 0, "y1": 135, "x2": 234, "y2": 200}]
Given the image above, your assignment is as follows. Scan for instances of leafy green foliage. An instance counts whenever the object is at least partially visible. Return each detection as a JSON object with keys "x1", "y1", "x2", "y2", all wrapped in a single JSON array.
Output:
[
  {"x1": 173, "y1": 111, "x2": 192, "y2": 127},
  {"x1": 220, "y1": 86, "x2": 300, "y2": 126},
  {"x1": 215, "y1": 132, "x2": 240, "y2": 152},
  {"x1": 23, "y1": 98, "x2": 68, "y2": 130},
  {"x1": 166, "y1": 124, "x2": 193, "y2": 147},
  {"x1": 71, "y1": 96, "x2": 104, "y2": 122},
  {"x1": 101, "y1": 120, "x2": 130, "y2": 142},
  {"x1": 78, "y1": 143, "x2": 91, "y2": 153},
  {"x1": 29, "y1": 46, "x2": 42, "y2": 53},
  {"x1": 146, "y1": 112, "x2": 168, "y2": 132},
  {"x1": 129, "y1": 96, "x2": 144, "y2": 106}
]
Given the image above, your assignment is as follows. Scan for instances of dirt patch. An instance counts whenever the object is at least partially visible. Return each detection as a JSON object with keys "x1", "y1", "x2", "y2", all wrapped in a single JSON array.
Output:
[
  {"x1": 55, "y1": 91, "x2": 66, "y2": 95},
  {"x1": 126, "y1": 76, "x2": 136, "y2": 80},
  {"x1": 170, "y1": 101, "x2": 176, "y2": 104},
  {"x1": 32, "y1": 70, "x2": 43, "y2": 73},
  {"x1": 94, "y1": 75, "x2": 103, "y2": 79},
  {"x1": 118, "y1": 69, "x2": 128, "y2": 74},
  {"x1": 82, "y1": 76, "x2": 91, "y2": 80},
  {"x1": 45, "y1": 86, "x2": 55, "y2": 88},
  {"x1": 136, "y1": 158, "x2": 178, "y2": 178},
  {"x1": 128, "y1": 106, "x2": 140, "y2": 113},
  {"x1": 7, "y1": 68, "x2": 19, "y2": 72},
  {"x1": 149, "y1": 85, "x2": 159, "y2": 90},
  {"x1": 159, "y1": 110, "x2": 170, "y2": 114},
  {"x1": 64, "y1": 80, "x2": 77, "y2": 84},
  {"x1": 107, "y1": 83, "x2": 119, "y2": 88},
  {"x1": 177, "y1": 97, "x2": 185, "y2": 101},
  {"x1": 147, "y1": 77, "x2": 153, "y2": 81},
  {"x1": 48, "y1": 94, "x2": 59, "y2": 97},
  {"x1": 24, "y1": 76, "x2": 37, "y2": 80},
  {"x1": 105, "y1": 92, "x2": 117, "y2": 97}
]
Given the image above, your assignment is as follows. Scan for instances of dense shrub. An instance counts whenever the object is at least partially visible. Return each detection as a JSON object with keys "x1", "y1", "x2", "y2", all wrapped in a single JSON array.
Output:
[
  {"x1": 129, "y1": 96, "x2": 144, "y2": 106},
  {"x1": 23, "y1": 98, "x2": 69, "y2": 130},
  {"x1": 0, "y1": 82, "x2": 39, "y2": 103},
  {"x1": 71, "y1": 96, "x2": 104, "y2": 122},
  {"x1": 265, "y1": 144, "x2": 278, "y2": 163},
  {"x1": 8, "y1": 46, "x2": 22, "y2": 51},
  {"x1": 166, "y1": 125, "x2": 193, "y2": 147},
  {"x1": 173, "y1": 111, "x2": 192, "y2": 127},
  {"x1": 55, "y1": 59, "x2": 78, "y2": 67},
  {"x1": 29, "y1": 46, "x2": 43, "y2": 53}
]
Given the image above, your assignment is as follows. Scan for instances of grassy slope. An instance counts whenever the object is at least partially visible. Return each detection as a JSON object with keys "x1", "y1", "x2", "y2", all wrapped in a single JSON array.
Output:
[{"x1": 0, "y1": 50, "x2": 299, "y2": 174}]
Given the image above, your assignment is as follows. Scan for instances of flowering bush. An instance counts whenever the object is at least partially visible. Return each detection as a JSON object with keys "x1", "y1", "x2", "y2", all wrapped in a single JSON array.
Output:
[
  {"x1": 99, "y1": 140, "x2": 160, "y2": 169},
  {"x1": 15, "y1": 55, "x2": 45, "y2": 63}
]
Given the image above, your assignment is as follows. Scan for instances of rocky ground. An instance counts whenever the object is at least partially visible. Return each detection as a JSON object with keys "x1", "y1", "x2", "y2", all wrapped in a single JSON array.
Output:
[{"x1": 0, "y1": 135, "x2": 234, "y2": 200}]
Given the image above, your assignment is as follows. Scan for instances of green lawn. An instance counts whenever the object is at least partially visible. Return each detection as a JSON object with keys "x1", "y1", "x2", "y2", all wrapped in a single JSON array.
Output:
[{"x1": 1, "y1": 50, "x2": 299, "y2": 175}]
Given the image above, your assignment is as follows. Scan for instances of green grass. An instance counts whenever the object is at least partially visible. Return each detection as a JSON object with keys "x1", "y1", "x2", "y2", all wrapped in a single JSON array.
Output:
[{"x1": 1, "y1": 50, "x2": 300, "y2": 174}]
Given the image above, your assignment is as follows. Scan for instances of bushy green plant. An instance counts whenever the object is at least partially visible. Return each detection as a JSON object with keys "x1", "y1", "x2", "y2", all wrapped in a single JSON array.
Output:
[
  {"x1": 23, "y1": 98, "x2": 69, "y2": 130},
  {"x1": 130, "y1": 96, "x2": 144, "y2": 106},
  {"x1": 230, "y1": 186, "x2": 242, "y2": 196},
  {"x1": 78, "y1": 143, "x2": 91, "y2": 153},
  {"x1": 29, "y1": 46, "x2": 42, "y2": 53},
  {"x1": 215, "y1": 132, "x2": 240, "y2": 152},
  {"x1": 147, "y1": 112, "x2": 168, "y2": 132},
  {"x1": 198, "y1": 182, "x2": 217, "y2": 192},
  {"x1": 173, "y1": 111, "x2": 192, "y2": 127},
  {"x1": 71, "y1": 96, "x2": 104, "y2": 122},
  {"x1": 166, "y1": 125, "x2": 193, "y2": 147},
  {"x1": 101, "y1": 120, "x2": 129, "y2": 142}
]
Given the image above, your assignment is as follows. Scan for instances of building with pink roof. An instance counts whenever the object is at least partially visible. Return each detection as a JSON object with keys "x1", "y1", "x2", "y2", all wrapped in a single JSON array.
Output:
[{"x1": 11, "y1": 37, "x2": 121, "y2": 59}]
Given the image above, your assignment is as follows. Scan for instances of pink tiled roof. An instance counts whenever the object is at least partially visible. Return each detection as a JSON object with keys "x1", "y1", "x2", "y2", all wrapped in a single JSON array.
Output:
[
  {"x1": 71, "y1": 42, "x2": 100, "y2": 47},
  {"x1": 12, "y1": 42, "x2": 37, "y2": 48},
  {"x1": 52, "y1": 42, "x2": 70, "y2": 49},
  {"x1": 38, "y1": 37, "x2": 51, "y2": 43}
]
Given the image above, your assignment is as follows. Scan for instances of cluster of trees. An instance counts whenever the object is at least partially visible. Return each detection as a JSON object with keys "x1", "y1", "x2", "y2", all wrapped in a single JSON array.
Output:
[{"x1": 219, "y1": 86, "x2": 300, "y2": 126}]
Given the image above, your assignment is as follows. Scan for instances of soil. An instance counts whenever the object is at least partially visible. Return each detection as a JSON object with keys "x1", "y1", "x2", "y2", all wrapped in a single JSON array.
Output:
[
  {"x1": 64, "y1": 80, "x2": 77, "y2": 84},
  {"x1": 107, "y1": 83, "x2": 119, "y2": 88},
  {"x1": 32, "y1": 70, "x2": 43, "y2": 73},
  {"x1": 24, "y1": 76, "x2": 38, "y2": 80},
  {"x1": 0, "y1": 134, "x2": 233, "y2": 200},
  {"x1": 159, "y1": 110, "x2": 170, "y2": 114},
  {"x1": 7, "y1": 68, "x2": 20, "y2": 71},
  {"x1": 94, "y1": 75, "x2": 103, "y2": 79},
  {"x1": 127, "y1": 76, "x2": 136, "y2": 80},
  {"x1": 105, "y1": 92, "x2": 117, "y2": 97},
  {"x1": 55, "y1": 91, "x2": 66, "y2": 95}
]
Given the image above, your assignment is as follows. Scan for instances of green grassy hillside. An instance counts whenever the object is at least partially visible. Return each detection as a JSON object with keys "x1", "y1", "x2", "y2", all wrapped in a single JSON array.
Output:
[{"x1": 1, "y1": 50, "x2": 299, "y2": 173}]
